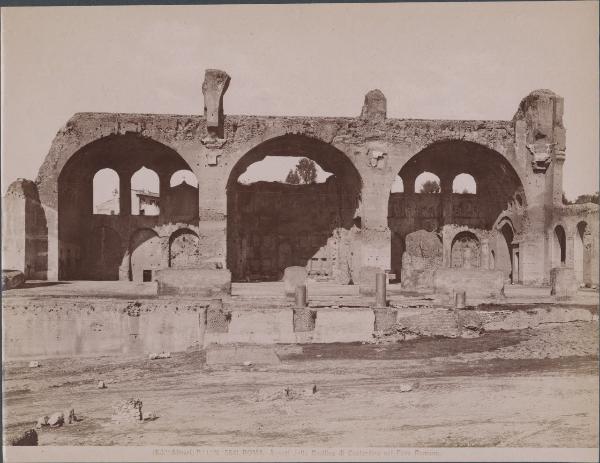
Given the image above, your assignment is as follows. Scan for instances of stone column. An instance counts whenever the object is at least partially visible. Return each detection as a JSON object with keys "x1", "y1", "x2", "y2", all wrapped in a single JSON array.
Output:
[
  {"x1": 402, "y1": 170, "x2": 416, "y2": 194},
  {"x1": 360, "y1": 183, "x2": 392, "y2": 271},
  {"x1": 481, "y1": 238, "x2": 489, "y2": 269},
  {"x1": 440, "y1": 175, "x2": 453, "y2": 225},
  {"x1": 119, "y1": 170, "x2": 132, "y2": 216},
  {"x1": 159, "y1": 174, "x2": 170, "y2": 216}
]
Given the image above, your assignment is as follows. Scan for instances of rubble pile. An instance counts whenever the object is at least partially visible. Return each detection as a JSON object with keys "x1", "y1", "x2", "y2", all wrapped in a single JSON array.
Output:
[{"x1": 111, "y1": 398, "x2": 143, "y2": 424}]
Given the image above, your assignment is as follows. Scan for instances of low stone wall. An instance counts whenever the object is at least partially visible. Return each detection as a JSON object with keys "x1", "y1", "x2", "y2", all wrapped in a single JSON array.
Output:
[
  {"x1": 2, "y1": 298, "x2": 207, "y2": 360},
  {"x1": 433, "y1": 268, "x2": 505, "y2": 300},
  {"x1": 2, "y1": 296, "x2": 596, "y2": 360},
  {"x1": 156, "y1": 268, "x2": 231, "y2": 297}
]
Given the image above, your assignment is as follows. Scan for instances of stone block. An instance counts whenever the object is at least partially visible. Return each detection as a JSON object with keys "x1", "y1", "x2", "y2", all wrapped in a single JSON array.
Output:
[
  {"x1": 206, "y1": 301, "x2": 230, "y2": 333},
  {"x1": 433, "y1": 268, "x2": 505, "y2": 299},
  {"x1": 2, "y1": 270, "x2": 25, "y2": 290},
  {"x1": 373, "y1": 308, "x2": 398, "y2": 332},
  {"x1": 156, "y1": 268, "x2": 231, "y2": 297},
  {"x1": 358, "y1": 265, "x2": 380, "y2": 296},
  {"x1": 550, "y1": 267, "x2": 577, "y2": 299},
  {"x1": 293, "y1": 308, "x2": 316, "y2": 332},
  {"x1": 283, "y1": 266, "x2": 307, "y2": 298}
]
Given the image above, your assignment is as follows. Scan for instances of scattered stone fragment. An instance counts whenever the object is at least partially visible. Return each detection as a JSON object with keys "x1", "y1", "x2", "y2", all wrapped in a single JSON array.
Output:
[
  {"x1": 64, "y1": 408, "x2": 76, "y2": 424},
  {"x1": 399, "y1": 384, "x2": 413, "y2": 393},
  {"x1": 28, "y1": 361, "x2": 39, "y2": 368},
  {"x1": 48, "y1": 412, "x2": 64, "y2": 427},
  {"x1": 35, "y1": 416, "x2": 49, "y2": 429},
  {"x1": 111, "y1": 398, "x2": 143, "y2": 424},
  {"x1": 97, "y1": 380, "x2": 107, "y2": 389},
  {"x1": 149, "y1": 352, "x2": 171, "y2": 360},
  {"x1": 243, "y1": 361, "x2": 253, "y2": 366},
  {"x1": 8, "y1": 429, "x2": 37, "y2": 446},
  {"x1": 143, "y1": 412, "x2": 158, "y2": 421}
]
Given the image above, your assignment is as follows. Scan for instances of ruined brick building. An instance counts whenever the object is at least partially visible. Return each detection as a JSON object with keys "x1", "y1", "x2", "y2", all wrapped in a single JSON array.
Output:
[{"x1": 2, "y1": 69, "x2": 598, "y2": 289}]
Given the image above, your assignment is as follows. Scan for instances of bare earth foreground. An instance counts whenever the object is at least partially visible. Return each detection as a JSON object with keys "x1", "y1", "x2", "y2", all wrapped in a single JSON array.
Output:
[{"x1": 3, "y1": 321, "x2": 598, "y2": 448}]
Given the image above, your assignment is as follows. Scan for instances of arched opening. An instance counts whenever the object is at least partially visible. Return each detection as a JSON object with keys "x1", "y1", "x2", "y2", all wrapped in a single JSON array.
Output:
[
  {"x1": 170, "y1": 170, "x2": 199, "y2": 188},
  {"x1": 131, "y1": 167, "x2": 159, "y2": 216},
  {"x1": 451, "y1": 231, "x2": 481, "y2": 268},
  {"x1": 169, "y1": 228, "x2": 201, "y2": 268},
  {"x1": 58, "y1": 133, "x2": 196, "y2": 280},
  {"x1": 452, "y1": 173, "x2": 476, "y2": 194},
  {"x1": 553, "y1": 225, "x2": 566, "y2": 266},
  {"x1": 93, "y1": 168, "x2": 120, "y2": 215},
  {"x1": 574, "y1": 221, "x2": 591, "y2": 285},
  {"x1": 83, "y1": 227, "x2": 123, "y2": 280},
  {"x1": 166, "y1": 170, "x2": 199, "y2": 219},
  {"x1": 499, "y1": 221, "x2": 515, "y2": 283},
  {"x1": 238, "y1": 156, "x2": 333, "y2": 185},
  {"x1": 227, "y1": 134, "x2": 362, "y2": 282},
  {"x1": 390, "y1": 175, "x2": 404, "y2": 193},
  {"x1": 388, "y1": 140, "x2": 525, "y2": 287},
  {"x1": 415, "y1": 172, "x2": 441, "y2": 194},
  {"x1": 130, "y1": 228, "x2": 161, "y2": 282}
]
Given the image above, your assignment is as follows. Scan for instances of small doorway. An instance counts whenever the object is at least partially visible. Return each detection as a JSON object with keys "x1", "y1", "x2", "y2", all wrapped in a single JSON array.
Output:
[{"x1": 143, "y1": 270, "x2": 153, "y2": 282}]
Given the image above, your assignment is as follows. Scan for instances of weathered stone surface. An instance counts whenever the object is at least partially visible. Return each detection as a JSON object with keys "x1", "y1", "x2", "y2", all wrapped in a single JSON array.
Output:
[
  {"x1": 358, "y1": 266, "x2": 381, "y2": 296},
  {"x1": 283, "y1": 266, "x2": 307, "y2": 298},
  {"x1": 206, "y1": 300, "x2": 230, "y2": 333},
  {"x1": 360, "y1": 89, "x2": 386, "y2": 121},
  {"x1": 373, "y1": 308, "x2": 398, "y2": 332},
  {"x1": 156, "y1": 268, "x2": 231, "y2": 297},
  {"x1": 550, "y1": 267, "x2": 577, "y2": 299},
  {"x1": 292, "y1": 308, "x2": 316, "y2": 332},
  {"x1": 202, "y1": 68, "x2": 230, "y2": 138},
  {"x1": 433, "y1": 268, "x2": 505, "y2": 299},
  {"x1": 401, "y1": 230, "x2": 443, "y2": 289},
  {"x1": 2, "y1": 270, "x2": 25, "y2": 290}
]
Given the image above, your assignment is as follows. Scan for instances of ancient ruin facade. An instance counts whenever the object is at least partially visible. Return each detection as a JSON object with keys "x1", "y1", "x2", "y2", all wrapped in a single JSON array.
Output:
[{"x1": 2, "y1": 69, "x2": 598, "y2": 289}]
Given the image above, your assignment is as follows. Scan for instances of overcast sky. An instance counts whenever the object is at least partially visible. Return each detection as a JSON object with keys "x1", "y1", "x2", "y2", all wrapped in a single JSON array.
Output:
[{"x1": 1, "y1": 2, "x2": 598, "y2": 199}]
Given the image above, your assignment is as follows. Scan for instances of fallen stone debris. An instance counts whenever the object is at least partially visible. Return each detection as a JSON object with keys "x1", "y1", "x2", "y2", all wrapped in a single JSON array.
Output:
[
  {"x1": 149, "y1": 352, "x2": 171, "y2": 360},
  {"x1": 97, "y1": 380, "x2": 107, "y2": 389},
  {"x1": 399, "y1": 384, "x2": 413, "y2": 393},
  {"x1": 28, "y1": 361, "x2": 39, "y2": 368},
  {"x1": 254, "y1": 384, "x2": 318, "y2": 402},
  {"x1": 36, "y1": 408, "x2": 76, "y2": 429},
  {"x1": 112, "y1": 398, "x2": 143, "y2": 424}
]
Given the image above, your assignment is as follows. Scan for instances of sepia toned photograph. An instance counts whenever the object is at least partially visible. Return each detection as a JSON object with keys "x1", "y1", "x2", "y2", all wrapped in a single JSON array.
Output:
[{"x1": 1, "y1": 2, "x2": 598, "y2": 461}]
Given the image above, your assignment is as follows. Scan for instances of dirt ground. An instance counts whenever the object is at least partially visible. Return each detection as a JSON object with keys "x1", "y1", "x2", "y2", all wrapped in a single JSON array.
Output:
[{"x1": 3, "y1": 321, "x2": 598, "y2": 448}]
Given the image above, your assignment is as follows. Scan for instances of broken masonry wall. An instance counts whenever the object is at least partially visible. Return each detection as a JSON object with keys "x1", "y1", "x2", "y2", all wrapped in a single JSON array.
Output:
[
  {"x1": 2, "y1": 179, "x2": 48, "y2": 279},
  {"x1": 24, "y1": 69, "x2": 590, "y2": 285},
  {"x1": 227, "y1": 177, "x2": 358, "y2": 282}
]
